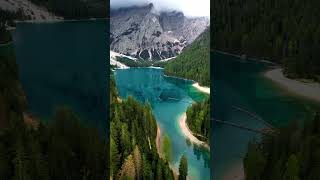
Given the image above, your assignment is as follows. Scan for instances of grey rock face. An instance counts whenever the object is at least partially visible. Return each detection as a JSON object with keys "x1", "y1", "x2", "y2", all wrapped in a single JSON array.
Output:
[{"x1": 110, "y1": 3, "x2": 209, "y2": 60}]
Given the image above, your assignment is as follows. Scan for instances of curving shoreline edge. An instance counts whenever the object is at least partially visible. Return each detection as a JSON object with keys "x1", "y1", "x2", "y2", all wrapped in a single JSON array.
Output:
[
  {"x1": 192, "y1": 83, "x2": 210, "y2": 94},
  {"x1": 264, "y1": 68, "x2": 320, "y2": 102},
  {"x1": 179, "y1": 113, "x2": 210, "y2": 150}
]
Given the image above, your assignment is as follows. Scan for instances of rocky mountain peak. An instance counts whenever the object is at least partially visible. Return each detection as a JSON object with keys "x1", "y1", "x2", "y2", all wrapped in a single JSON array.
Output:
[{"x1": 110, "y1": 4, "x2": 209, "y2": 61}]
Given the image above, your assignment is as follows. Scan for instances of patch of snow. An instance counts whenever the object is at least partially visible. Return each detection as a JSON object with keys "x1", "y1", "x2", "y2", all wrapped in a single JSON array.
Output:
[
  {"x1": 149, "y1": 66, "x2": 163, "y2": 69},
  {"x1": 110, "y1": 50, "x2": 137, "y2": 61},
  {"x1": 110, "y1": 58, "x2": 129, "y2": 69},
  {"x1": 159, "y1": 56, "x2": 176, "y2": 62},
  {"x1": 110, "y1": 50, "x2": 139, "y2": 69},
  {"x1": 152, "y1": 17, "x2": 157, "y2": 23}
]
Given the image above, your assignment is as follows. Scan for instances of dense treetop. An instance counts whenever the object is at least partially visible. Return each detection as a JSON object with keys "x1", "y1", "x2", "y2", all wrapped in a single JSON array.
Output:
[
  {"x1": 244, "y1": 112, "x2": 320, "y2": 179},
  {"x1": 0, "y1": 45, "x2": 108, "y2": 179},
  {"x1": 110, "y1": 77, "x2": 174, "y2": 179},
  {"x1": 212, "y1": 0, "x2": 320, "y2": 81},
  {"x1": 28, "y1": 0, "x2": 107, "y2": 19},
  {"x1": 178, "y1": 154, "x2": 188, "y2": 180},
  {"x1": 186, "y1": 98, "x2": 210, "y2": 143}
]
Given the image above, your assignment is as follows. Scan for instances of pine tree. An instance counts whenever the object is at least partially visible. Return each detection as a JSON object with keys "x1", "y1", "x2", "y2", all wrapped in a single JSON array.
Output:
[
  {"x1": 110, "y1": 137, "x2": 120, "y2": 176},
  {"x1": 244, "y1": 142, "x2": 266, "y2": 180},
  {"x1": 12, "y1": 139, "x2": 31, "y2": 180},
  {"x1": 119, "y1": 154, "x2": 136, "y2": 179},
  {"x1": 133, "y1": 146, "x2": 142, "y2": 178},
  {"x1": 0, "y1": 142, "x2": 9, "y2": 180},
  {"x1": 162, "y1": 134, "x2": 172, "y2": 162},
  {"x1": 178, "y1": 154, "x2": 188, "y2": 180},
  {"x1": 283, "y1": 154, "x2": 300, "y2": 180}
]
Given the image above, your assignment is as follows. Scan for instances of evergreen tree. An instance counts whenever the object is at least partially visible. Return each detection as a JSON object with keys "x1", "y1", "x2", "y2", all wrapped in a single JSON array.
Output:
[
  {"x1": 162, "y1": 134, "x2": 172, "y2": 162},
  {"x1": 109, "y1": 77, "x2": 174, "y2": 179},
  {"x1": 163, "y1": 28, "x2": 210, "y2": 86},
  {"x1": 244, "y1": 112, "x2": 320, "y2": 179},
  {"x1": 178, "y1": 154, "x2": 188, "y2": 180},
  {"x1": 244, "y1": 142, "x2": 266, "y2": 180},
  {"x1": 119, "y1": 154, "x2": 136, "y2": 179},
  {"x1": 283, "y1": 154, "x2": 299, "y2": 180},
  {"x1": 212, "y1": 0, "x2": 320, "y2": 81},
  {"x1": 186, "y1": 98, "x2": 210, "y2": 142}
]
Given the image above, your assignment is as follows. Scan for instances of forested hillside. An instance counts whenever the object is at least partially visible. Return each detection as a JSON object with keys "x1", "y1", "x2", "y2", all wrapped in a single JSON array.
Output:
[
  {"x1": 0, "y1": 9, "x2": 25, "y2": 43},
  {"x1": 212, "y1": 0, "x2": 320, "y2": 81},
  {"x1": 0, "y1": 46, "x2": 108, "y2": 179},
  {"x1": 186, "y1": 98, "x2": 210, "y2": 142},
  {"x1": 28, "y1": 0, "x2": 106, "y2": 19},
  {"x1": 164, "y1": 28, "x2": 210, "y2": 86},
  {"x1": 110, "y1": 77, "x2": 174, "y2": 179},
  {"x1": 244, "y1": 112, "x2": 320, "y2": 179}
]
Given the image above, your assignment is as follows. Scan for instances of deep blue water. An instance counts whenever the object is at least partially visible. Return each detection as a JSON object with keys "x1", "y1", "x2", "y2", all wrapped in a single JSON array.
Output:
[
  {"x1": 12, "y1": 20, "x2": 108, "y2": 132},
  {"x1": 212, "y1": 52, "x2": 320, "y2": 179},
  {"x1": 115, "y1": 67, "x2": 210, "y2": 180}
]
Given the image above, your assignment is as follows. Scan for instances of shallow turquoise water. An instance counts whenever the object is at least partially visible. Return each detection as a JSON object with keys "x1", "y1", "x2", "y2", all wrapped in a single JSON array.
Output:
[
  {"x1": 115, "y1": 68, "x2": 210, "y2": 180},
  {"x1": 12, "y1": 20, "x2": 108, "y2": 132},
  {"x1": 212, "y1": 52, "x2": 320, "y2": 179}
]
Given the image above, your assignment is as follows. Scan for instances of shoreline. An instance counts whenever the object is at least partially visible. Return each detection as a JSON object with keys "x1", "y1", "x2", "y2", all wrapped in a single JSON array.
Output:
[
  {"x1": 178, "y1": 113, "x2": 210, "y2": 150},
  {"x1": 214, "y1": 50, "x2": 278, "y2": 66},
  {"x1": 192, "y1": 83, "x2": 210, "y2": 94},
  {"x1": 163, "y1": 74, "x2": 194, "y2": 83},
  {"x1": 0, "y1": 41, "x2": 13, "y2": 47},
  {"x1": 156, "y1": 125, "x2": 161, "y2": 156},
  {"x1": 15, "y1": 17, "x2": 108, "y2": 24},
  {"x1": 111, "y1": 62, "x2": 210, "y2": 95},
  {"x1": 155, "y1": 125, "x2": 179, "y2": 179},
  {"x1": 264, "y1": 68, "x2": 320, "y2": 102},
  {"x1": 163, "y1": 74, "x2": 211, "y2": 94}
]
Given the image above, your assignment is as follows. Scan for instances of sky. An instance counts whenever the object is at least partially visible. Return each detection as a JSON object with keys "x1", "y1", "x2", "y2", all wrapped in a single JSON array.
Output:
[{"x1": 110, "y1": 0, "x2": 210, "y2": 17}]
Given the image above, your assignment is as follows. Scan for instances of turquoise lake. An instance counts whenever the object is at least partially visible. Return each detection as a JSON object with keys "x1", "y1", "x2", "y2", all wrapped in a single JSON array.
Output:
[
  {"x1": 12, "y1": 20, "x2": 108, "y2": 132},
  {"x1": 114, "y1": 68, "x2": 210, "y2": 180},
  {"x1": 212, "y1": 52, "x2": 320, "y2": 179}
]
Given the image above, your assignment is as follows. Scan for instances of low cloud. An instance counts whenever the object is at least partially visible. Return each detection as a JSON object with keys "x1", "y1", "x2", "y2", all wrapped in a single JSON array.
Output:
[{"x1": 110, "y1": 0, "x2": 210, "y2": 17}]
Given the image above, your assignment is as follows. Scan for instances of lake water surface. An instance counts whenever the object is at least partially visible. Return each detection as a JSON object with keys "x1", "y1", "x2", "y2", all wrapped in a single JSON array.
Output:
[
  {"x1": 115, "y1": 67, "x2": 210, "y2": 180},
  {"x1": 212, "y1": 52, "x2": 320, "y2": 179},
  {"x1": 12, "y1": 20, "x2": 108, "y2": 132}
]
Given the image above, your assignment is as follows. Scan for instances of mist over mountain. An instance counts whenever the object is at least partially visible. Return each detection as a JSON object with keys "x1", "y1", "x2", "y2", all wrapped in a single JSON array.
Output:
[
  {"x1": 110, "y1": 3, "x2": 209, "y2": 60},
  {"x1": 110, "y1": 0, "x2": 210, "y2": 17}
]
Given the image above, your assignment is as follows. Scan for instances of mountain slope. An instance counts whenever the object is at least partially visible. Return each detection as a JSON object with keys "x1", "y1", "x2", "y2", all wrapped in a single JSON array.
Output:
[
  {"x1": 0, "y1": 0, "x2": 61, "y2": 20},
  {"x1": 0, "y1": 0, "x2": 106, "y2": 20},
  {"x1": 110, "y1": 3, "x2": 209, "y2": 60},
  {"x1": 164, "y1": 28, "x2": 210, "y2": 86}
]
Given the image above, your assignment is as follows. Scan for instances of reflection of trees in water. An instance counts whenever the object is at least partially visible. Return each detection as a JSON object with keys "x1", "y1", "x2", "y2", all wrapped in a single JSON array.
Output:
[
  {"x1": 159, "y1": 89, "x2": 183, "y2": 101},
  {"x1": 192, "y1": 144, "x2": 210, "y2": 168}
]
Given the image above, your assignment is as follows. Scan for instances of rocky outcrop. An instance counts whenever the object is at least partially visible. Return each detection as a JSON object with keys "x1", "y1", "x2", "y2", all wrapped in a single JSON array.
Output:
[
  {"x1": 0, "y1": 0, "x2": 61, "y2": 20},
  {"x1": 110, "y1": 3, "x2": 209, "y2": 60}
]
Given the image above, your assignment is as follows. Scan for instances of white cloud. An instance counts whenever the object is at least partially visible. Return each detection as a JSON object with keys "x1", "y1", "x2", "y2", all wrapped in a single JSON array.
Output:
[{"x1": 110, "y1": 0, "x2": 210, "y2": 17}]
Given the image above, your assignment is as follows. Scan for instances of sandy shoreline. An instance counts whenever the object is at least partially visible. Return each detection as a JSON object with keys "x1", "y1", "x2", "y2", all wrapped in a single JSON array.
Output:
[
  {"x1": 264, "y1": 68, "x2": 320, "y2": 102},
  {"x1": 155, "y1": 125, "x2": 179, "y2": 179},
  {"x1": 192, "y1": 83, "x2": 210, "y2": 94},
  {"x1": 179, "y1": 113, "x2": 210, "y2": 150},
  {"x1": 156, "y1": 125, "x2": 161, "y2": 156}
]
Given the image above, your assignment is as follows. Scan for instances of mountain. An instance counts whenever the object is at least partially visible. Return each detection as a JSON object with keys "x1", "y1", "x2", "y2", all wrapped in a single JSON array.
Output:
[
  {"x1": 110, "y1": 3, "x2": 209, "y2": 60},
  {"x1": 0, "y1": 0, "x2": 60, "y2": 20},
  {"x1": 164, "y1": 28, "x2": 210, "y2": 86},
  {"x1": 0, "y1": 0, "x2": 106, "y2": 20}
]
